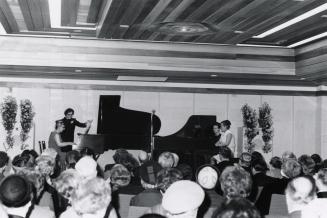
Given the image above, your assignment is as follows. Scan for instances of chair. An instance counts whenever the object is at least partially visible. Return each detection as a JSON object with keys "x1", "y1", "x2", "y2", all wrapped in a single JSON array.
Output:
[
  {"x1": 118, "y1": 194, "x2": 135, "y2": 218},
  {"x1": 127, "y1": 206, "x2": 149, "y2": 218},
  {"x1": 269, "y1": 194, "x2": 288, "y2": 215}
]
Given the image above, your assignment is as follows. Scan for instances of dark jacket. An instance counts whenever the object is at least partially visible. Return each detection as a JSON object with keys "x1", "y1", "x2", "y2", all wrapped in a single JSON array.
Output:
[{"x1": 60, "y1": 118, "x2": 86, "y2": 142}]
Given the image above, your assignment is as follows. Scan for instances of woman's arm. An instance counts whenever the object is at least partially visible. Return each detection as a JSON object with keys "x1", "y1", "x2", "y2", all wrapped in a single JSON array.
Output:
[
  {"x1": 218, "y1": 133, "x2": 232, "y2": 146},
  {"x1": 54, "y1": 134, "x2": 75, "y2": 147}
]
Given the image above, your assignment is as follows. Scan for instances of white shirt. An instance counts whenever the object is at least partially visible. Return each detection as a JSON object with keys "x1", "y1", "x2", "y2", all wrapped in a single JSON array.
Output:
[{"x1": 219, "y1": 130, "x2": 236, "y2": 156}]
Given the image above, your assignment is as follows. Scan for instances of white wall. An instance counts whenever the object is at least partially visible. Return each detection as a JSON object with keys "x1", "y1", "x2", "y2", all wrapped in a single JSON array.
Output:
[{"x1": 0, "y1": 87, "x2": 321, "y2": 160}]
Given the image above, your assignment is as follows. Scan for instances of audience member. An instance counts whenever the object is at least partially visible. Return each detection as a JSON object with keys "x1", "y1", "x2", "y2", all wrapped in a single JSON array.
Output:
[
  {"x1": 212, "y1": 197, "x2": 261, "y2": 218},
  {"x1": 80, "y1": 147, "x2": 96, "y2": 160},
  {"x1": 0, "y1": 151, "x2": 9, "y2": 181},
  {"x1": 75, "y1": 156, "x2": 97, "y2": 180},
  {"x1": 62, "y1": 177, "x2": 117, "y2": 218},
  {"x1": 266, "y1": 156, "x2": 282, "y2": 178},
  {"x1": 238, "y1": 152, "x2": 252, "y2": 174},
  {"x1": 130, "y1": 161, "x2": 163, "y2": 207},
  {"x1": 298, "y1": 155, "x2": 316, "y2": 176},
  {"x1": 282, "y1": 151, "x2": 297, "y2": 163},
  {"x1": 53, "y1": 169, "x2": 81, "y2": 204},
  {"x1": 106, "y1": 164, "x2": 131, "y2": 191},
  {"x1": 158, "y1": 152, "x2": 175, "y2": 168},
  {"x1": 213, "y1": 146, "x2": 233, "y2": 174},
  {"x1": 302, "y1": 168, "x2": 327, "y2": 218},
  {"x1": 285, "y1": 176, "x2": 316, "y2": 217},
  {"x1": 256, "y1": 159, "x2": 302, "y2": 215},
  {"x1": 113, "y1": 149, "x2": 140, "y2": 184},
  {"x1": 0, "y1": 175, "x2": 55, "y2": 218},
  {"x1": 311, "y1": 154, "x2": 322, "y2": 173},
  {"x1": 65, "y1": 150, "x2": 80, "y2": 169},
  {"x1": 138, "y1": 150, "x2": 149, "y2": 164},
  {"x1": 251, "y1": 151, "x2": 266, "y2": 165},
  {"x1": 162, "y1": 180, "x2": 204, "y2": 218},
  {"x1": 175, "y1": 163, "x2": 193, "y2": 180}
]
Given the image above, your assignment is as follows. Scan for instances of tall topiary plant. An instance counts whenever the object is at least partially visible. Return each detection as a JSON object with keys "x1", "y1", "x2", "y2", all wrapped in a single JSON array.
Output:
[
  {"x1": 20, "y1": 99, "x2": 35, "y2": 149},
  {"x1": 241, "y1": 104, "x2": 258, "y2": 153},
  {"x1": 1, "y1": 96, "x2": 18, "y2": 148},
  {"x1": 258, "y1": 102, "x2": 274, "y2": 153}
]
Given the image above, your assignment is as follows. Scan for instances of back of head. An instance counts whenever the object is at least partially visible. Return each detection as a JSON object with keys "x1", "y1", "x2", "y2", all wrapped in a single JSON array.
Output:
[
  {"x1": 196, "y1": 165, "x2": 219, "y2": 190},
  {"x1": 315, "y1": 168, "x2": 327, "y2": 190},
  {"x1": 157, "y1": 167, "x2": 183, "y2": 192},
  {"x1": 176, "y1": 163, "x2": 193, "y2": 180},
  {"x1": 298, "y1": 155, "x2": 316, "y2": 176},
  {"x1": 72, "y1": 177, "x2": 111, "y2": 215},
  {"x1": 220, "y1": 166, "x2": 252, "y2": 198},
  {"x1": 75, "y1": 156, "x2": 97, "y2": 180},
  {"x1": 282, "y1": 159, "x2": 301, "y2": 179},
  {"x1": 212, "y1": 197, "x2": 261, "y2": 218},
  {"x1": 36, "y1": 155, "x2": 55, "y2": 177},
  {"x1": 0, "y1": 151, "x2": 9, "y2": 168},
  {"x1": 139, "y1": 161, "x2": 162, "y2": 188},
  {"x1": 158, "y1": 152, "x2": 175, "y2": 168},
  {"x1": 221, "y1": 120, "x2": 231, "y2": 129},
  {"x1": 219, "y1": 147, "x2": 232, "y2": 160},
  {"x1": 53, "y1": 169, "x2": 81, "y2": 201},
  {"x1": 252, "y1": 158, "x2": 268, "y2": 173},
  {"x1": 239, "y1": 152, "x2": 252, "y2": 168},
  {"x1": 286, "y1": 176, "x2": 316, "y2": 208},
  {"x1": 0, "y1": 175, "x2": 32, "y2": 208},
  {"x1": 282, "y1": 151, "x2": 297, "y2": 162},
  {"x1": 270, "y1": 156, "x2": 282, "y2": 169},
  {"x1": 162, "y1": 180, "x2": 205, "y2": 217},
  {"x1": 109, "y1": 164, "x2": 131, "y2": 190},
  {"x1": 66, "y1": 150, "x2": 81, "y2": 168},
  {"x1": 138, "y1": 150, "x2": 149, "y2": 164},
  {"x1": 113, "y1": 149, "x2": 139, "y2": 172},
  {"x1": 311, "y1": 154, "x2": 322, "y2": 164},
  {"x1": 80, "y1": 147, "x2": 95, "y2": 160}
]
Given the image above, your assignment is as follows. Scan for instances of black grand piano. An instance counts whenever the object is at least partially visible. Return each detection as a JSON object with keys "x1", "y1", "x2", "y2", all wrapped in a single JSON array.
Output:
[{"x1": 79, "y1": 95, "x2": 217, "y2": 168}]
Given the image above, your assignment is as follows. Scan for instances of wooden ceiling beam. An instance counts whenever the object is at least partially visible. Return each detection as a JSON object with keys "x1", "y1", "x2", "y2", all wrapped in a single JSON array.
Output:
[
  {"x1": 0, "y1": 0, "x2": 19, "y2": 33},
  {"x1": 61, "y1": 0, "x2": 80, "y2": 26},
  {"x1": 87, "y1": 0, "x2": 103, "y2": 23}
]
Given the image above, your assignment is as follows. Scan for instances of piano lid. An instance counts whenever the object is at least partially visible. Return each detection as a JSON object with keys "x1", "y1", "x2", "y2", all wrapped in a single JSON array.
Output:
[{"x1": 97, "y1": 95, "x2": 161, "y2": 150}]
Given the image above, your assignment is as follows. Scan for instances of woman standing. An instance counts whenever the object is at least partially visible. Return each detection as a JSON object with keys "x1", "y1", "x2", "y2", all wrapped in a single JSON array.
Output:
[
  {"x1": 48, "y1": 120, "x2": 77, "y2": 166},
  {"x1": 217, "y1": 120, "x2": 236, "y2": 157}
]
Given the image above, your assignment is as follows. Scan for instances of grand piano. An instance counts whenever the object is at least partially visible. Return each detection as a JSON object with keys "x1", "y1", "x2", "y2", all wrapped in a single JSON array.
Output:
[{"x1": 80, "y1": 95, "x2": 217, "y2": 168}]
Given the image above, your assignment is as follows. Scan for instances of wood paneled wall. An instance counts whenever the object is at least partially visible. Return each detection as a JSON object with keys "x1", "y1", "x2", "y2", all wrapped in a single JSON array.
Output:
[{"x1": 0, "y1": 36, "x2": 295, "y2": 75}]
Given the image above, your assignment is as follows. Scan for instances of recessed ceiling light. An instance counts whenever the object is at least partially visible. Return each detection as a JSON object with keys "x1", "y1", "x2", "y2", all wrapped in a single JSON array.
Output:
[
  {"x1": 321, "y1": 14, "x2": 327, "y2": 18},
  {"x1": 73, "y1": 29, "x2": 82, "y2": 33},
  {"x1": 300, "y1": 77, "x2": 306, "y2": 80},
  {"x1": 288, "y1": 31, "x2": 327, "y2": 47},
  {"x1": 210, "y1": 74, "x2": 218, "y2": 77},
  {"x1": 117, "y1": 76, "x2": 168, "y2": 82},
  {"x1": 253, "y1": 3, "x2": 327, "y2": 38},
  {"x1": 75, "y1": 69, "x2": 82, "y2": 73},
  {"x1": 120, "y1": 25, "x2": 129, "y2": 28},
  {"x1": 234, "y1": 30, "x2": 244, "y2": 34}
]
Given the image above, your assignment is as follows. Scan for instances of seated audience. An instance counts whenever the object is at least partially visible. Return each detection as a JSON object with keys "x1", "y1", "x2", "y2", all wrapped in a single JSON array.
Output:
[
  {"x1": 106, "y1": 164, "x2": 131, "y2": 191},
  {"x1": 80, "y1": 147, "x2": 96, "y2": 160},
  {"x1": 21, "y1": 149, "x2": 38, "y2": 168},
  {"x1": 75, "y1": 156, "x2": 98, "y2": 180},
  {"x1": 298, "y1": 155, "x2": 316, "y2": 176},
  {"x1": 158, "y1": 152, "x2": 175, "y2": 168},
  {"x1": 130, "y1": 161, "x2": 163, "y2": 207},
  {"x1": 256, "y1": 159, "x2": 302, "y2": 215},
  {"x1": 65, "y1": 150, "x2": 80, "y2": 169},
  {"x1": 148, "y1": 168, "x2": 183, "y2": 216},
  {"x1": 311, "y1": 154, "x2": 322, "y2": 173},
  {"x1": 0, "y1": 175, "x2": 55, "y2": 218},
  {"x1": 175, "y1": 163, "x2": 193, "y2": 180},
  {"x1": 138, "y1": 150, "x2": 149, "y2": 164},
  {"x1": 251, "y1": 158, "x2": 276, "y2": 187},
  {"x1": 61, "y1": 177, "x2": 118, "y2": 218},
  {"x1": 53, "y1": 169, "x2": 81, "y2": 204},
  {"x1": 161, "y1": 180, "x2": 205, "y2": 218},
  {"x1": 213, "y1": 146, "x2": 234, "y2": 174},
  {"x1": 238, "y1": 152, "x2": 252, "y2": 174},
  {"x1": 251, "y1": 151, "x2": 266, "y2": 165},
  {"x1": 302, "y1": 168, "x2": 327, "y2": 218},
  {"x1": 212, "y1": 197, "x2": 261, "y2": 218},
  {"x1": 285, "y1": 176, "x2": 316, "y2": 217},
  {"x1": 266, "y1": 156, "x2": 283, "y2": 178},
  {"x1": 113, "y1": 149, "x2": 140, "y2": 184},
  {"x1": 12, "y1": 154, "x2": 31, "y2": 173},
  {"x1": 0, "y1": 151, "x2": 9, "y2": 181},
  {"x1": 282, "y1": 151, "x2": 297, "y2": 163}
]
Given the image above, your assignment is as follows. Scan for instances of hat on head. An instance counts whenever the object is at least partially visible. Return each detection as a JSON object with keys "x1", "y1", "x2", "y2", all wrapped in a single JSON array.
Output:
[
  {"x1": 162, "y1": 180, "x2": 205, "y2": 214},
  {"x1": 0, "y1": 175, "x2": 32, "y2": 208},
  {"x1": 139, "y1": 161, "x2": 162, "y2": 185},
  {"x1": 75, "y1": 156, "x2": 97, "y2": 179},
  {"x1": 196, "y1": 165, "x2": 219, "y2": 189}
]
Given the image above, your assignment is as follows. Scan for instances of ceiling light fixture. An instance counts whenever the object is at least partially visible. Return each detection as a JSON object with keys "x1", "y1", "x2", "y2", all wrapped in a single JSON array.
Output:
[
  {"x1": 117, "y1": 76, "x2": 168, "y2": 82},
  {"x1": 253, "y1": 3, "x2": 327, "y2": 38},
  {"x1": 288, "y1": 31, "x2": 327, "y2": 48},
  {"x1": 120, "y1": 25, "x2": 130, "y2": 28},
  {"x1": 48, "y1": 0, "x2": 61, "y2": 28}
]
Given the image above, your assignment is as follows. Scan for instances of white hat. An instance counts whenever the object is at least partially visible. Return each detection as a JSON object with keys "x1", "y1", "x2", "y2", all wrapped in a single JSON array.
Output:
[
  {"x1": 197, "y1": 166, "x2": 218, "y2": 189},
  {"x1": 75, "y1": 156, "x2": 97, "y2": 179},
  {"x1": 162, "y1": 180, "x2": 205, "y2": 214}
]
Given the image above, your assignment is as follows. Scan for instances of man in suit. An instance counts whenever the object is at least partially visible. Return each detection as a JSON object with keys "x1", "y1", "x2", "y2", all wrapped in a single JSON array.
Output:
[{"x1": 60, "y1": 108, "x2": 91, "y2": 142}]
